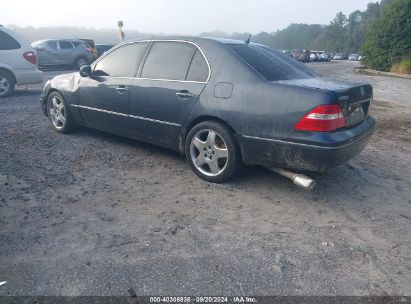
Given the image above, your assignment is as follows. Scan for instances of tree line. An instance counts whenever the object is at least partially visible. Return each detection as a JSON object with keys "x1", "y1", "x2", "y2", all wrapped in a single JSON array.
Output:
[
  {"x1": 201, "y1": 0, "x2": 410, "y2": 71},
  {"x1": 9, "y1": 0, "x2": 410, "y2": 72}
]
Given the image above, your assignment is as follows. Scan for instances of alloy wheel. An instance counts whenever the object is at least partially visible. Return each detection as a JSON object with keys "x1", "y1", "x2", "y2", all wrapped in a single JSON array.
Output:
[
  {"x1": 0, "y1": 77, "x2": 10, "y2": 96},
  {"x1": 49, "y1": 96, "x2": 66, "y2": 129},
  {"x1": 76, "y1": 58, "x2": 88, "y2": 69},
  {"x1": 190, "y1": 129, "x2": 229, "y2": 177}
]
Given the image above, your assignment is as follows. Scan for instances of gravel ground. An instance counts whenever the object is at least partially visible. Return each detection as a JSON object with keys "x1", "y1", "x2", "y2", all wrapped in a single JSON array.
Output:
[{"x1": 0, "y1": 62, "x2": 410, "y2": 296}]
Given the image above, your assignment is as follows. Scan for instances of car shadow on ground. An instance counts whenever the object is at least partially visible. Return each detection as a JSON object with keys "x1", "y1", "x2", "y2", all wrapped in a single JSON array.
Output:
[
  {"x1": 39, "y1": 66, "x2": 77, "y2": 72},
  {"x1": 11, "y1": 89, "x2": 43, "y2": 97},
  {"x1": 72, "y1": 125, "x2": 375, "y2": 197}
]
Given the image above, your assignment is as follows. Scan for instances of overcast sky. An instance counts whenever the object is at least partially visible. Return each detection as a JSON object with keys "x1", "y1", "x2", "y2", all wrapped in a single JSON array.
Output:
[{"x1": 2, "y1": 0, "x2": 372, "y2": 34}]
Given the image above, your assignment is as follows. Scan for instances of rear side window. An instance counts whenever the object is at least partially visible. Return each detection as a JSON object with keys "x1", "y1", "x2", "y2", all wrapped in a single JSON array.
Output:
[
  {"x1": 72, "y1": 41, "x2": 81, "y2": 47},
  {"x1": 59, "y1": 41, "x2": 74, "y2": 49},
  {"x1": 93, "y1": 42, "x2": 148, "y2": 77},
  {"x1": 186, "y1": 50, "x2": 209, "y2": 82},
  {"x1": 228, "y1": 44, "x2": 316, "y2": 81},
  {"x1": 0, "y1": 30, "x2": 21, "y2": 50},
  {"x1": 141, "y1": 42, "x2": 196, "y2": 81}
]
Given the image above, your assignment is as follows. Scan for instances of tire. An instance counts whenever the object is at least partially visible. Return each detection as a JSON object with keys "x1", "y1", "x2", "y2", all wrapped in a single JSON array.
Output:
[
  {"x1": 0, "y1": 71, "x2": 15, "y2": 98},
  {"x1": 46, "y1": 91, "x2": 75, "y2": 133},
  {"x1": 185, "y1": 121, "x2": 241, "y2": 183},
  {"x1": 74, "y1": 57, "x2": 88, "y2": 70}
]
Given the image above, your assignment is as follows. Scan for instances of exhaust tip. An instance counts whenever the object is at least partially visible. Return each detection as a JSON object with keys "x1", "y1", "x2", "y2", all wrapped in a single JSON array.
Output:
[
  {"x1": 268, "y1": 167, "x2": 316, "y2": 191},
  {"x1": 293, "y1": 175, "x2": 316, "y2": 190}
]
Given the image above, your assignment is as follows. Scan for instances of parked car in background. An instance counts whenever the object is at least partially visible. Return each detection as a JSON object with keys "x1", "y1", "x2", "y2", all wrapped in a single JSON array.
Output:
[
  {"x1": 79, "y1": 38, "x2": 98, "y2": 60},
  {"x1": 358, "y1": 55, "x2": 365, "y2": 61},
  {"x1": 333, "y1": 53, "x2": 344, "y2": 60},
  {"x1": 294, "y1": 49, "x2": 310, "y2": 63},
  {"x1": 96, "y1": 44, "x2": 115, "y2": 58},
  {"x1": 0, "y1": 25, "x2": 43, "y2": 97},
  {"x1": 349, "y1": 53, "x2": 359, "y2": 61},
  {"x1": 314, "y1": 51, "x2": 330, "y2": 62},
  {"x1": 40, "y1": 38, "x2": 375, "y2": 183},
  {"x1": 310, "y1": 52, "x2": 319, "y2": 62},
  {"x1": 31, "y1": 39, "x2": 93, "y2": 69}
]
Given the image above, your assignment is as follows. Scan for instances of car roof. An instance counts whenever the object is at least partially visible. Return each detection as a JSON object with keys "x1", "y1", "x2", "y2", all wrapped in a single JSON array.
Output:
[
  {"x1": 34, "y1": 39, "x2": 83, "y2": 42},
  {"x1": 120, "y1": 36, "x2": 246, "y2": 46}
]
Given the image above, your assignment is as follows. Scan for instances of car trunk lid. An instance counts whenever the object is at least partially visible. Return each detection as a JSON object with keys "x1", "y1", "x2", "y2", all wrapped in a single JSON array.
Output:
[{"x1": 276, "y1": 77, "x2": 373, "y2": 128}]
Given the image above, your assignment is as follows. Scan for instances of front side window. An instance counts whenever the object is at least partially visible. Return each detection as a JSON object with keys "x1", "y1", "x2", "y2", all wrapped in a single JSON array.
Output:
[
  {"x1": 228, "y1": 44, "x2": 317, "y2": 81},
  {"x1": 141, "y1": 41, "x2": 196, "y2": 81},
  {"x1": 47, "y1": 41, "x2": 58, "y2": 50},
  {"x1": 93, "y1": 42, "x2": 148, "y2": 77},
  {"x1": 59, "y1": 41, "x2": 74, "y2": 49},
  {"x1": 0, "y1": 30, "x2": 21, "y2": 50}
]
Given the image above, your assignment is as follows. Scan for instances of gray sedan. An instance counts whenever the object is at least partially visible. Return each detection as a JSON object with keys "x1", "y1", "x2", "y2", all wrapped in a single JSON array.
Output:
[{"x1": 40, "y1": 37, "x2": 375, "y2": 183}]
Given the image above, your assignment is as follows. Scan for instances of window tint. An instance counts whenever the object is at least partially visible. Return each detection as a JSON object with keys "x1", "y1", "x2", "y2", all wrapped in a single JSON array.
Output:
[
  {"x1": 72, "y1": 41, "x2": 81, "y2": 47},
  {"x1": 228, "y1": 44, "x2": 317, "y2": 81},
  {"x1": 93, "y1": 42, "x2": 148, "y2": 77},
  {"x1": 47, "y1": 41, "x2": 58, "y2": 50},
  {"x1": 0, "y1": 30, "x2": 21, "y2": 50},
  {"x1": 141, "y1": 42, "x2": 195, "y2": 81},
  {"x1": 59, "y1": 41, "x2": 73, "y2": 49},
  {"x1": 186, "y1": 50, "x2": 209, "y2": 82}
]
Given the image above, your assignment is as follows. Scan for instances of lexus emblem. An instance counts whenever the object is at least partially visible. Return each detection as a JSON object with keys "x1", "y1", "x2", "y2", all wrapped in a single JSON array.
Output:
[{"x1": 360, "y1": 87, "x2": 365, "y2": 96}]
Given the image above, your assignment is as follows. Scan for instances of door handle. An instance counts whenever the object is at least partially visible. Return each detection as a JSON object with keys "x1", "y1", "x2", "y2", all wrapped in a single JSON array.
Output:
[
  {"x1": 115, "y1": 86, "x2": 129, "y2": 94},
  {"x1": 176, "y1": 90, "x2": 194, "y2": 99}
]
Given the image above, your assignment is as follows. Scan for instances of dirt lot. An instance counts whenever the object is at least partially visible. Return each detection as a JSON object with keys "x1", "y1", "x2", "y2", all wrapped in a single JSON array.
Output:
[{"x1": 0, "y1": 61, "x2": 410, "y2": 296}]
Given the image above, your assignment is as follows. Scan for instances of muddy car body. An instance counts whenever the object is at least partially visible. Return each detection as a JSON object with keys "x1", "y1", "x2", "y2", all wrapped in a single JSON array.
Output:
[{"x1": 40, "y1": 37, "x2": 375, "y2": 182}]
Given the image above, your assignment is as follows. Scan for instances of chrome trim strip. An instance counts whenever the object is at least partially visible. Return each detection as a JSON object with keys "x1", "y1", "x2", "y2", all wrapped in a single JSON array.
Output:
[
  {"x1": 241, "y1": 133, "x2": 372, "y2": 150},
  {"x1": 92, "y1": 39, "x2": 211, "y2": 84},
  {"x1": 72, "y1": 104, "x2": 181, "y2": 127}
]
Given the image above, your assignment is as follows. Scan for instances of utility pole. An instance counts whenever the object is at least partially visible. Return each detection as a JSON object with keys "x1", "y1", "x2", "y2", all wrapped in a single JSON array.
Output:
[{"x1": 118, "y1": 20, "x2": 125, "y2": 41}]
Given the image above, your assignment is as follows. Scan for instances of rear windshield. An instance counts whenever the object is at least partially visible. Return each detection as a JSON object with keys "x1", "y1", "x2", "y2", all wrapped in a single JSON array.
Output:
[
  {"x1": 228, "y1": 44, "x2": 317, "y2": 81},
  {"x1": 81, "y1": 39, "x2": 95, "y2": 48}
]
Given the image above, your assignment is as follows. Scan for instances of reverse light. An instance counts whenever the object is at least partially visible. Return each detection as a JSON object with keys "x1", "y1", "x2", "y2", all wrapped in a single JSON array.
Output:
[
  {"x1": 23, "y1": 51, "x2": 38, "y2": 65},
  {"x1": 294, "y1": 104, "x2": 345, "y2": 132}
]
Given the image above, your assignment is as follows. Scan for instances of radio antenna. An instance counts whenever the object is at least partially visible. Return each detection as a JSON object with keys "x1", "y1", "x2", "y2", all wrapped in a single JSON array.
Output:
[{"x1": 245, "y1": 34, "x2": 252, "y2": 44}]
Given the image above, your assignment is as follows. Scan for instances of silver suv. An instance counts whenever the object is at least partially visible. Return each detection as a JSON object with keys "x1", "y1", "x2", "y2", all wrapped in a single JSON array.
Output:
[{"x1": 32, "y1": 39, "x2": 93, "y2": 69}]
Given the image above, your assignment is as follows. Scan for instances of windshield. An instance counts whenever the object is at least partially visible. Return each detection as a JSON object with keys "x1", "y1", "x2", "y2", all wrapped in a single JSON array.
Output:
[{"x1": 227, "y1": 44, "x2": 317, "y2": 81}]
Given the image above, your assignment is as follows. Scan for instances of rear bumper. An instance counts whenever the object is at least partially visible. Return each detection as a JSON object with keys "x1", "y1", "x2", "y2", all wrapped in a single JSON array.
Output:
[
  {"x1": 237, "y1": 116, "x2": 375, "y2": 172},
  {"x1": 15, "y1": 68, "x2": 43, "y2": 85}
]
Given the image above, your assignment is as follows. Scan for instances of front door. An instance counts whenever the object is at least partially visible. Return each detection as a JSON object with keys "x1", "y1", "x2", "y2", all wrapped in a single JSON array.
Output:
[
  {"x1": 128, "y1": 41, "x2": 209, "y2": 144},
  {"x1": 77, "y1": 42, "x2": 149, "y2": 135}
]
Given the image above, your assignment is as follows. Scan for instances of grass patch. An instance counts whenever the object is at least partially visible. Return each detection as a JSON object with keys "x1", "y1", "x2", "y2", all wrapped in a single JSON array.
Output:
[{"x1": 391, "y1": 59, "x2": 411, "y2": 74}]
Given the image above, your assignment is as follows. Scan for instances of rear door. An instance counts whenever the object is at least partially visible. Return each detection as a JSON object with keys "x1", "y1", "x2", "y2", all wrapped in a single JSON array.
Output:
[
  {"x1": 36, "y1": 40, "x2": 60, "y2": 65},
  {"x1": 58, "y1": 40, "x2": 75, "y2": 65},
  {"x1": 77, "y1": 42, "x2": 148, "y2": 134},
  {"x1": 127, "y1": 41, "x2": 209, "y2": 144}
]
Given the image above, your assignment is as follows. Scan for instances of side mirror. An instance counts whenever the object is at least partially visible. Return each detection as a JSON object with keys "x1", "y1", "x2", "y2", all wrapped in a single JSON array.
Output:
[{"x1": 80, "y1": 65, "x2": 92, "y2": 77}]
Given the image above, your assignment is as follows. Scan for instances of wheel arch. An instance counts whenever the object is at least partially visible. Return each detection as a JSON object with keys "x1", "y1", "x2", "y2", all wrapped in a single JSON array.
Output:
[
  {"x1": 0, "y1": 68, "x2": 17, "y2": 84},
  {"x1": 179, "y1": 115, "x2": 239, "y2": 155},
  {"x1": 73, "y1": 56, "x2": 88, "y2": 65}
]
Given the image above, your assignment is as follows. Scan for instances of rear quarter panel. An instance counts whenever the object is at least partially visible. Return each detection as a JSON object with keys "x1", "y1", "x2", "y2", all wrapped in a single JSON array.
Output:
[{"x1": 183, "y1": 41, "x2": 335, "y2": 143}]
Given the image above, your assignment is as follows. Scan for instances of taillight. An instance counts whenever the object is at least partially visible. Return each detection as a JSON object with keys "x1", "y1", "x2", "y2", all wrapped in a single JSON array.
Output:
[
  {"x1": 86, "y1": 48, "x2": 92, "y2": 53},
  {"x1": 294, "y1": 104, "x2": 345, "y2": 132},
  {"x1": 23, "y1": 51, "x2": 38, "y2": 65}
]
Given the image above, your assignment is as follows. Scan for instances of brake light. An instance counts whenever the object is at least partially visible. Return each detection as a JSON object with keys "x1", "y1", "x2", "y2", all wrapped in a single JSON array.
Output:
[
  {"x1": 23, "y1": 51, "x2": 38, "y2": 65},
  {"x1": 294, "y1": 104, "x2": 345, "y2": 132}
]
